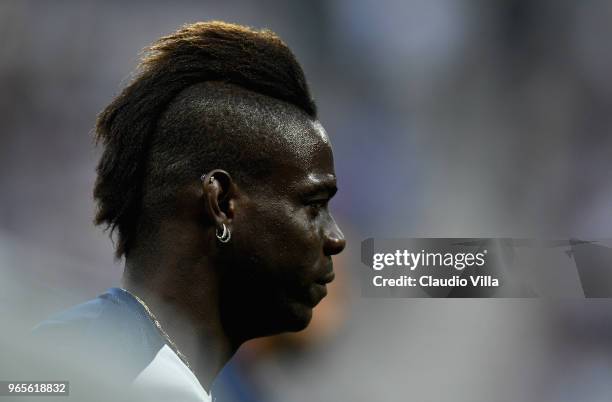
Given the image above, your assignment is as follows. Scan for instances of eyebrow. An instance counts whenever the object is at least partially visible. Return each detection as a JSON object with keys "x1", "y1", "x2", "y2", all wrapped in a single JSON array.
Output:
[{"x1": 301, "y1": 177, "x2": 338, "y2": 198}]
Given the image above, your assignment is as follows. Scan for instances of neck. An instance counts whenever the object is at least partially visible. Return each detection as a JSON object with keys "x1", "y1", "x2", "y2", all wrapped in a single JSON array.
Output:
[{"x1": 123, "y1": 244, "x2": 237, "y2": 392}]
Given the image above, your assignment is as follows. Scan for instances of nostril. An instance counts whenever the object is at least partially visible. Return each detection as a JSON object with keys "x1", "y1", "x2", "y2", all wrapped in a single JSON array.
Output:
[{"x1": 325, "y1": 235, "x2": 346, "y2": 256}]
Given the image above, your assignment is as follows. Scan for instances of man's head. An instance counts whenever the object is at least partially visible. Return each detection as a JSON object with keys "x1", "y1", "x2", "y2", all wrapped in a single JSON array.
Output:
[{"x1": 94, "y1": 22, "x2": 345, "y2": 341}]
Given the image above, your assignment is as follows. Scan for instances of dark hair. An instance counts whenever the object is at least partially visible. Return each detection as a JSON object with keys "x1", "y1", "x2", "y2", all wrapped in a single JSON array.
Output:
[{"x1": 94, "y1": 21, "x2": 316, "y2": 258}]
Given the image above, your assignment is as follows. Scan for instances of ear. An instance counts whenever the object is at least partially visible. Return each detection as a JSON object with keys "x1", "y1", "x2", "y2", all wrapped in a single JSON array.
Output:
[{"x1": 200, "y1": 169, "x2": 237, "y2": 228}]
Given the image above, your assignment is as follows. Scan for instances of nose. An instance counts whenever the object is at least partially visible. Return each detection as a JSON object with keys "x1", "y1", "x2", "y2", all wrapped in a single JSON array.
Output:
[{"x1": 323, "y1": 216, "x2": 346, "y2": 256}]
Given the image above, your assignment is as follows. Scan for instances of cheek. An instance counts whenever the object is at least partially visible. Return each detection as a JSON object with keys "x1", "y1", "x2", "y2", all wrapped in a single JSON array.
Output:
[
  {"x1": 234, "y1": 199, "x2": 320, "y2": 274},
  {"x1": 265, "y1": 206, "x2": 318, "y2": 263}
]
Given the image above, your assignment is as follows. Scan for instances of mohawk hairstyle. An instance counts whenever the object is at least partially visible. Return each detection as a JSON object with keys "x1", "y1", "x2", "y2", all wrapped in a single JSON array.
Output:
[{"x1": 94, "y1": 21, "x2": 316, "y2": 258}]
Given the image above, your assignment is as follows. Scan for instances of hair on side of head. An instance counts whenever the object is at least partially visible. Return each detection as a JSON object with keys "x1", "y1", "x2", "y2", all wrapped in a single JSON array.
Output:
[{"x1": 93, "y1": 21, "x2": 316, "y2": 259}]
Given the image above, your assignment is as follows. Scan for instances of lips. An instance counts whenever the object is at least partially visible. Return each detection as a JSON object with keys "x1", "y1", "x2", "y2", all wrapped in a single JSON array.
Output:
[
  {"x1": 303, "y1": 269, "x2": 334, "y2": 307},
  {"x1": 316, "y1": 270, "x2": 335, "y2": 285}
]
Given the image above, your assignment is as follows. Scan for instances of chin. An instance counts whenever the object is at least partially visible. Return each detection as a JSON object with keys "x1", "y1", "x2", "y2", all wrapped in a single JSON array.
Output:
[
  {"x1": 250, "y1": 305, "x2": 312, "y2": 339},
  {"x1": 283, "y1": 303, "x2": 313, "y2": 332},
  {"x1": 258, "y1": 302, "x2": 313, "y2": 335}
]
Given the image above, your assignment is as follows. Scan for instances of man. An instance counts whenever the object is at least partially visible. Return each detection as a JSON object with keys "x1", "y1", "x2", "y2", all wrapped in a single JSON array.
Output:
[{"x1": 33, "y1": 21, "x2": 345, "y2": 401}]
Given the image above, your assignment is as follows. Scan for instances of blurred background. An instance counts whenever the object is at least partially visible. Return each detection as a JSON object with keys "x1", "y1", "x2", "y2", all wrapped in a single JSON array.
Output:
[{"x1": 2, "y1": 0, "x2": 612, "y2": 401}]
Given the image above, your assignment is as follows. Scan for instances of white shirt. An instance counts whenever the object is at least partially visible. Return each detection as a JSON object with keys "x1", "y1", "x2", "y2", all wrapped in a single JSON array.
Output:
[{"x1": 132, "y1": 344, "x2": 212, "y2": 402}]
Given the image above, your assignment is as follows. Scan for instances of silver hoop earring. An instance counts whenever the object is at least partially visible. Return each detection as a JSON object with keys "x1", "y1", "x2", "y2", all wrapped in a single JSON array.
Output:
[{"x1": 216, "y1": 223, "x2": 231, "y2": 243}]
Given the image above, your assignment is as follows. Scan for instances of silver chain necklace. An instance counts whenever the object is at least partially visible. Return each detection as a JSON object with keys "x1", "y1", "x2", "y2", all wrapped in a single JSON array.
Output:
[{"x1": 121, "y1": 288, "x2": 192, "y2": 370}]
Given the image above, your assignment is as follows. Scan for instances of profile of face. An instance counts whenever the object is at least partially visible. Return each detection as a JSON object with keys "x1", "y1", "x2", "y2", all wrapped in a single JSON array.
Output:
[{"x1": 217, "y1": 116, "x2": 346, "y2": 341}]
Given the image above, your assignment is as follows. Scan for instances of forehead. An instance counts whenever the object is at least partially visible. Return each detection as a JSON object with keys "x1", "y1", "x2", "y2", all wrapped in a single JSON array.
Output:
[
  {"x1": 269, "y1": 116, "x2": 335, "y2": 188},
  {"x1": 281, "y1": 118, "x2": 330, "y2": 164}
]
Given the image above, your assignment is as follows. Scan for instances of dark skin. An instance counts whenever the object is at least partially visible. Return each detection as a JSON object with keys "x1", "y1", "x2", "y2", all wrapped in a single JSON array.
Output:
[{"x1": 123, "y1": 117, "x2": 346, "y2": 392}]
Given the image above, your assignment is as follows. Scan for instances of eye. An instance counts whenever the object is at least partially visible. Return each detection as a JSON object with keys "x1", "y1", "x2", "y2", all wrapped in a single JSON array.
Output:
[{"x1": 306, "y1": 199, "x2": 329, "y2": 213}]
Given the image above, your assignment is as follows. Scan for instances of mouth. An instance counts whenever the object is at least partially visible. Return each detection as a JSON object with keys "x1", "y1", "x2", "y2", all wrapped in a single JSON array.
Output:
[
  {"x1": 307, "y1": 270, "x2": 334, "y2": 307},
  {"x1": 301, "y1": 265, "x2": 334, "y2": 307},
  {"x1": 315, "y1": 270, "x2": 335, "y2": 285}
]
